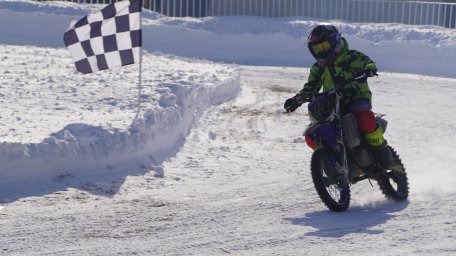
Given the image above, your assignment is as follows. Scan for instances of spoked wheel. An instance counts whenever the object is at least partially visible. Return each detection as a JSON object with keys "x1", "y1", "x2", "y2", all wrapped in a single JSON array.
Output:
[
  {"x1": 311, "y1": 149, "x2": 350, "y2": 212},
  {"x1": 377, "y1": 146, "x2": 409, "y2": 201}
]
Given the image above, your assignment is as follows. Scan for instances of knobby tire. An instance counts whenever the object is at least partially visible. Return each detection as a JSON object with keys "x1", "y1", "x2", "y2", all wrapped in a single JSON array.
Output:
[
  {"x1": 377, "y1": 146, "x2": 409, "y2": 201},
  {"x1": 311, "y1": 149, "x2": 350, "y2": 212}
]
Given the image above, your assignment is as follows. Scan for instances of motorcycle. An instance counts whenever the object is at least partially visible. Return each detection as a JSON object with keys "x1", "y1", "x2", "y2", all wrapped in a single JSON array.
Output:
[{"x1": 303, "y1": 74, "x2": 409, "y2": 212}]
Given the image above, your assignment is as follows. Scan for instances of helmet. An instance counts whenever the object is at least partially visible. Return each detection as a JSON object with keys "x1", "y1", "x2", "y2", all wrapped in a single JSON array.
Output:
[{"x1": 307, "y1": 25, "x2": 342, "y2": 59}]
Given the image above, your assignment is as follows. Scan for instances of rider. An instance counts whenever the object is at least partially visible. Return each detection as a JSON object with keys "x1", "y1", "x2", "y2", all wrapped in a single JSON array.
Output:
[{"x1": 284, "y1": 24, "x2": 395, "y2": 186}]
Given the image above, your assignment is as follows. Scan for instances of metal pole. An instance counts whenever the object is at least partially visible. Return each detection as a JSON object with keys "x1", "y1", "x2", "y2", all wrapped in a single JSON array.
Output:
[
  {"x1": 193, "y1": 0, "x2": 196, "y2": 17},
  {"x1": 321, "y1": 0, "x2": 325, "y2": 19},
  {"x1": 350, "y1": 0, "x2": 354, "y2": 22},
  {"x1": 417, "y1": 2, "x2": 421, "y2": 25},
  {"x1": 387, "y1": 1, "x2": 391, "y2": 23},
  {"x1": 370, "y1": 0, "x2": 374, "y2": 23},
  {"x1": 287, "y1": 0, "x2": 290, "y2": 17},
  {"x1": 437, "y1": 4, "x2": 441, "y2": 27},
  {"x1": 218, "y1": 0, "x2": 221, "y2": 16},
  {"x1": 212, "y1": 0, "x2": 215, "y2": 16},
  {"x1": 260, "y1": 0, "x2": 263, "y2": 17},
  {"x1": 342, "y1": 0, "x2": 345, "y2": 21},
  {"x1": 329, "y1": 0, "x2": 333, "y2": 20},
  {"x1": 303, "y1": 0, "x2": 306, "y2": 17},
  {"x1": 168, "y1": 0, "x2": 171, "y2": 16},
  {"x1": 401, "y1": 2, "x2": 405, "y2": 24},
  {"x1": 393, "y1": 1, "x2": 397, "y2": 23},
  {"x1": 451, "y1": 5, "x2": 454, "y2": 28},
  {"x1": 294, "y1": 0, "x2": 297, "y2": 17},
  {"x1": 136, "y1": 6, "x2": 143, "y2": 120},
  {"x1": 277, "y1": 1, "x2": 282, "y2": 17},
  {"x1": 420, "y1": 3, "x2": 424, "y2": 25},
  {"x1": 272, "y1": 0, "x2": 275, "y2": 17},
  {"x1": 357, "y1": 0, "x2": 361, "y2": 22},
  {"x1": 248, "y1": 0, "x2": 251, "y2": 16},
  {"x1": 443, "y1": 5, "x2": 447, "y2": 27},
  {"x1": 408, "y1": 3, "x2": 412, "y2": 24},
  {"x1": 308, "y1": 0, "x2": 311, "y2": 18},
  {"x1": 344, "y1": 0, "x2": 348, "y2": 21},
  {"x1": 217, "y1": 0, "x2": 221, "y2": 16},
  {"x1": 241, "y1": 0, "x2": 244, "y2": 15},
  {"x1": 353, "y1": 0, "x2": 356, "y2": 22},
  {"x1": 313, "y1": 0, "x2": 316, "y2": 18}
]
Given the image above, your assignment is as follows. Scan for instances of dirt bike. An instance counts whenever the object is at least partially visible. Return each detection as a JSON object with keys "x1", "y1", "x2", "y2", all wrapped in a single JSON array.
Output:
[{"x1": 303, "y1": 75, "x2": 409, "y2": 212}]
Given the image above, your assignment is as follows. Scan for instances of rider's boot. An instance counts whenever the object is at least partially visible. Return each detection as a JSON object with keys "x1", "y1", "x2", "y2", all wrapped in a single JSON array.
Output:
[
  {"x1": 371, "y1": 143, "x2": 393, "y2": 168},
  {"x1": 364, "y1": 126, "x2": 400, "y2": 171}
]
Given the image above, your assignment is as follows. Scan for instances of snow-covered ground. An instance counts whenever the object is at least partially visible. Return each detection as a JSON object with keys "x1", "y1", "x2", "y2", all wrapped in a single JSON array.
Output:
[{"x1": 1, "y1": 0, "x2": 456, "y2": 255}]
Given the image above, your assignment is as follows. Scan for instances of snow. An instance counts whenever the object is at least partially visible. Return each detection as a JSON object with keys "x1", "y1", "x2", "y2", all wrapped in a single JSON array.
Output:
[{"x1": 0, "y1": 0, "x2": 456, "y2": 255}]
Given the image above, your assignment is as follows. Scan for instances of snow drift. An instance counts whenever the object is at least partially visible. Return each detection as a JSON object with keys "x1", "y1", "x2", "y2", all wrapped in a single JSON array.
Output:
[{"x1": 0, "y1": 1, "x2": 240, "y2": 191}]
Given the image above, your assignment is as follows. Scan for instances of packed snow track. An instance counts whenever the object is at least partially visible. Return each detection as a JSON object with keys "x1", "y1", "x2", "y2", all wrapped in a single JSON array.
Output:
[{"x1": 1, "y1": 66, "x2": 455, "y2": 255}]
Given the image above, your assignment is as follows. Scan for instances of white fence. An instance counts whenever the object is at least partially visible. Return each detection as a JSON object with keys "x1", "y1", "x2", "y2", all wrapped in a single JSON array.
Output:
[{"x1": 68, "y1": 0, "x2": 456, "y2": 28}]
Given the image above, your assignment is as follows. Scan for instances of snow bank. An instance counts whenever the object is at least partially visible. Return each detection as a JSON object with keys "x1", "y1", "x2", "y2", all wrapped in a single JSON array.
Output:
[
  {"x1": 2, "y1": 0, "x2": 456, "y2": 78},
  {"x1": 0, "y1": 0, "x2": 240, "y2": 188},
  {"x1": 0, "y1": 62, "x2": 239, "y2": 187},
  {"x1": 142, "y1": 16, "x2": 456, "y2": 78}
]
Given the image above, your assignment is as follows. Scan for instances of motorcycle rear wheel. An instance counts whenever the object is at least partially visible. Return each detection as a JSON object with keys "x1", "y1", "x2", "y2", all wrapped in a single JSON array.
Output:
[
  {"x1": 377, "y1": 146, "x2": 409, "y2": 201},
  {"x1": 311, "y1": 149, "x2": 350, "y2": 212}
]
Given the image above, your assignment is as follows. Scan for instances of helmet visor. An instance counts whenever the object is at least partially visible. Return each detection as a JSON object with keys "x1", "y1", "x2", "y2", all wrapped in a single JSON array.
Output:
[{"x1": 310, "y1": 40, "x2": 332, "y2": 56}]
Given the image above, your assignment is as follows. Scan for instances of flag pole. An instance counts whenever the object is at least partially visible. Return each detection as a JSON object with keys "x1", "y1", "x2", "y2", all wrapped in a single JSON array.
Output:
[
  {"x1": 136, "y1": 47, "x2": 142, "y2": 120},
  {"x1": 135, "y1": 0, "x2": 143, "y2": 120}
]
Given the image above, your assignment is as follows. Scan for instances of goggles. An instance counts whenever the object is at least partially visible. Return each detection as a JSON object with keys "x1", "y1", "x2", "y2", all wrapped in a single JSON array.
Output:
[{"x1": 310, "y1": 40, "x2": 332, "y2": 56}]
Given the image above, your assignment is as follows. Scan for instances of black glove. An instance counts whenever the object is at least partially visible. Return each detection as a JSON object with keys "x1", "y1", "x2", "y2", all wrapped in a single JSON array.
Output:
[
  {"x1": 284, "y1": 95, "x2": 310, "y2": 112},
  {"x1": 284, "y1": 97, "x2": 299, "y2": 112}
]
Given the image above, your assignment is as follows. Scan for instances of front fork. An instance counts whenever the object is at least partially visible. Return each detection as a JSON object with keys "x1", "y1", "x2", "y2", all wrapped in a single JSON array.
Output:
[{"x1": 335, "y1": 121, "x2": 349, "y2": 179}]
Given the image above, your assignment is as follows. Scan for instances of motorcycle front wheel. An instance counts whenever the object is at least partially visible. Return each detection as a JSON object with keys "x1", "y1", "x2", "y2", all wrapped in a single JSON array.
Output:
[{"x1": 311, "y1": 149, "x2": 350, "y2": 212}]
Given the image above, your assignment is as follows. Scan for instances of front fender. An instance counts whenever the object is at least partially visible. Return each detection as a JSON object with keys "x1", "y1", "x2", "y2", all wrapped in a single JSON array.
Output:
[{"x1": 303, "y1": 122, "x2": 338, "y2": 152}]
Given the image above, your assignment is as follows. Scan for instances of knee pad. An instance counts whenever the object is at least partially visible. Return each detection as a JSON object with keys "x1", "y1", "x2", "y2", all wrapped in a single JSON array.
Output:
[{"x1": 356, "y1": 110, "x2": 377, "y2": 134}]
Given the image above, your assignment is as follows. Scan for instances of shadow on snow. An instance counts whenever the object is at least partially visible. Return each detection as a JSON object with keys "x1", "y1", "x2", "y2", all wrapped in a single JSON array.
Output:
[{"x1": 285, "y1": 200, "x2": 410, "y2": 238}]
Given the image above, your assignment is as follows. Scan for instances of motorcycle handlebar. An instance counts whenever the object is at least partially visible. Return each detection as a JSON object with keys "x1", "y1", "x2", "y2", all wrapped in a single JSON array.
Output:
[{"x1": 308, "y1": 72, "x2": 377, "y2": 100}]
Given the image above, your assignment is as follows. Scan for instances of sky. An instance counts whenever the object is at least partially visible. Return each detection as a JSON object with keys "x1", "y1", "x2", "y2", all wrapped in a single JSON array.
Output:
[{"x1": 0, "y1": 1, "x2": 455, "y2": 255}]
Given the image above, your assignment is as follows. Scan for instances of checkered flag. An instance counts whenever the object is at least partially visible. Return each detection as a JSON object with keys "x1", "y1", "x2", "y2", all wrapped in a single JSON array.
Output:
[{"x1": 64, "y1": 0, "x2": 142, "y2": 74}]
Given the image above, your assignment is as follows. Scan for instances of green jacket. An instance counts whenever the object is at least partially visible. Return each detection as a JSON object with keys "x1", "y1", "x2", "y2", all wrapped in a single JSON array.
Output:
[{"x1": 298, "y1": 38, "x2": 377, "y2": 109}]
